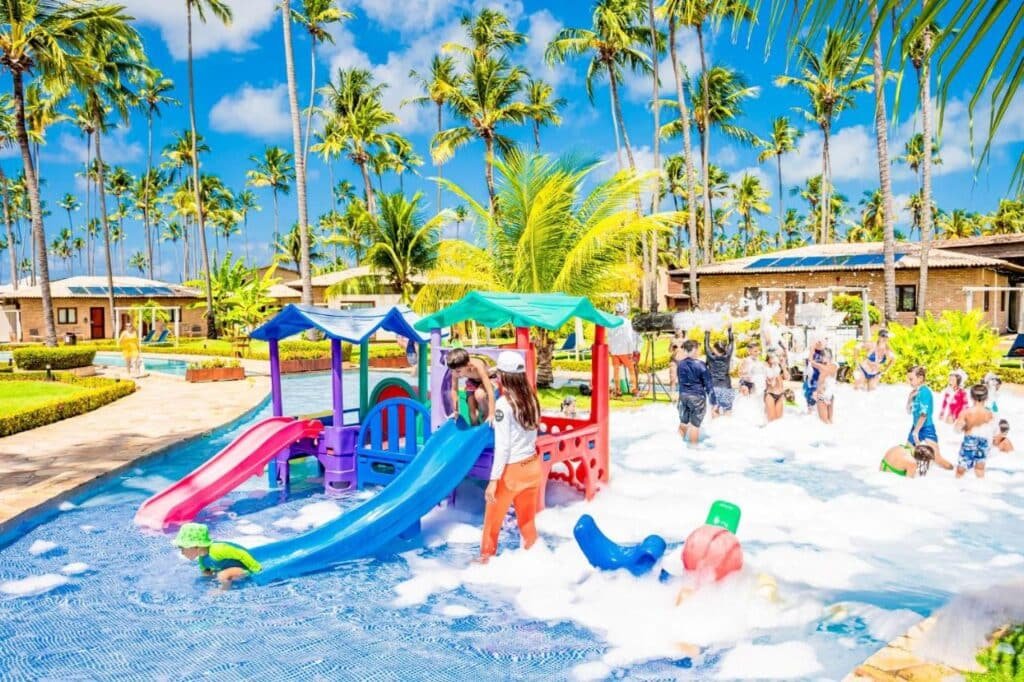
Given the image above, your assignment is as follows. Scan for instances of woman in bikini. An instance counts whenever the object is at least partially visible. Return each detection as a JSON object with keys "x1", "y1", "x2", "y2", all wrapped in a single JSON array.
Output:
[
  {"x1": 764, "y1": 351, "x2": 789, "y2": 423},
  {"x1": 811, "y1": 348, "x2": 838, "y2": 425},
  {"x1": 854, "y1": 329, "x2": 894, "y2": 391}
]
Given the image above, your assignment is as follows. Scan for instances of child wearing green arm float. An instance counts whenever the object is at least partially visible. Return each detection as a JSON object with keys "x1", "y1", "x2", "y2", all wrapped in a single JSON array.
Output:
[{"x1": 174, "y1": 523, "x2": 261, "y2": 589}]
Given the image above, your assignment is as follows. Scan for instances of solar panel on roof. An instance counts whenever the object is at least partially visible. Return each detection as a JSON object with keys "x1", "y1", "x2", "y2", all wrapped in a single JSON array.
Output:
[
  {"x1": 87, "y1": 286, "x2": 106, "y2": 295},
  {"x1": 747, "y1": 257, "x2": 779, "y2": 268},
  {"x1": 68, "y1": 286, "x2": 87, "y2": 294},
  {"x1": 798, "y1": 256, "x2": 829, "y2": 266},
  {"x1": 845, "y1": 254, "x2": 874, "y2": 265},
  {"x1": 773, "y1": 257, "x2": 802, "y2": 267}
]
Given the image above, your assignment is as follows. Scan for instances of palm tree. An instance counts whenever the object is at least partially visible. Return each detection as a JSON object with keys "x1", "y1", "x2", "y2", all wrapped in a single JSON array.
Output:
[
  {"x1": 246, "y1": 146, "x2": 294, "y2": 244},
  {"x1": 983, "y1": 199, "x2": 1024, "y2": 236},
  {"x1": 106, "y1": 166, "x2": 133, "y2": 275},
  {"x1": 161, "y1": 220, "x2": 184, "y2": 281},
  {"x1": 776, "y1": 28, "x2": 872, "y2": 244},
  {"x1": 898, "y1": 132, "x2": 942, "y2": 182},
  {"x1": 58, "y1": 193, "x2": 80, "y2": 233},
  {"x1": 291, "y1": 0, "x2": 352, "y2": 165},
  {"x1": 780, "y1": 208, "x2": 805, "y2": 248},
  {"x1": 0, "y1": 1, "x2": 134, "y2": 344},
  {"x1": 185, "y1": 0, "x2": 233, "y2": 338},
  {"x1": 525, "y1": 78, "x2": 566, "y2": 150},
  {"x1": 870, "y1": 0, "x2": 898, "y2": 324},
  {"x1": 128, "y1": 250, "x2": 147, "y2": 275},
  {"x1": 416, "y1": 151, "x2": 677, "y2": 387},
  {"x1": 730, "y1": 172, "x2": 770, "y2": 255},
  {"x1": 937, "y1": 208, "x2": 979, "y2": 239},
  {"x1": 452, "y1": 204, "x2": 468, "y2": 240},
  {"x1": 138, "y1": 68, "x2": 178, "y2": 280},
  {"x1": 645, "y1": 0, "x2": 661, "y2": 312},
  {"x1": 235, "y1": 189, "x2": 260, "y2": 265},
  {"x1": 431, "y1": 56, "x2": 530, "y2": 215},
  {"x1": 133, "y1": 169, "x2": 165, "y2": 278},
  {"x1": 546, "y1": 0, "x2": 652, "y2": 174},
  {"x1": 361, "y1": 192, "x2": 446, "y2": 304},
  {"x1": 757, "y1": 116, "x2": 802, "y2": 244},
  {"x1": 320, "y1": 198, "x2": 372, "y2": 265},
  {"x1": 408, "y1": 55, "x2": 461, "y2": 212},
  {"x1": 274, "y1": 222, "x2": 323, "y2": 271},
  {"x1": 445, "y1": 8, "x2": 526, "y2": 60}
]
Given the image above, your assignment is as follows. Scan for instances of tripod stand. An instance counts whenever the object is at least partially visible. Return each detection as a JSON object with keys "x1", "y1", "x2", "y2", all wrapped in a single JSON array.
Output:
[{"x1": 638, "y1": 331, "x2": 673, "y2": 401}]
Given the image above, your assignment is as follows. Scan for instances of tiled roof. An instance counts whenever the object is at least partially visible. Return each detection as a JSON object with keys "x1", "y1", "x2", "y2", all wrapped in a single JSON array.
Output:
[{"x1": 0, "y1": 276, "x2": 201, "y2": 299}]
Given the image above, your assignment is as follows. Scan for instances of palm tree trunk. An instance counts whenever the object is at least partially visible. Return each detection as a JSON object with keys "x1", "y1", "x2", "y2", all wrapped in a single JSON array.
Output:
[
  {"x1": 917, "y1": 7, "x2": 933, "y2": 319},
  {"x1": 93, "y1": 131, "x2": 116, "y2": 336},
  {"x1": 608, "y1": 84, "x2": 623, "y2": 169},
  {"x1": 302, "y1": 36, "x2": 316, "y2": 167},
  {"x1": 186, "y1": 1, "x2": 217, "y2": 339},
  {"x1": 609, "y1": 69, "x2": 646, "y2": 305},
  {"x1": 669, "y1": 17, "x2": 700, "y2": 307},
  {"x1": 697, "y1": 26, "x2": 713, "y2": 264},
  {"x1": 359, "y1": 158, "x2": 376, "y2": 215},
  {"x1": 536, "y1": 328, "x2": 555, "y2": 389},
  {"x1": 484, "y1": 137, "x2": 497, "y2": 215},
  {"x1": 872, "y1": 1, "x2": 897, "y2": 324},
  {"x1": 242, "y1": 216, "x2": 250, "y2": 265},
  {"x1": 272, "y1": 189, "x2": 280, "y2": 243},
  {"x1": 533, "y1": 120, "x2": 541, "y2": 151},
  {"x1": 11, "y1": 72, "x2": 56, "y2": 345},
  {"x1": 776, "y1": 155, "x2": 785, "y2": 245},
  {"x1": 820, "y1": 123, "x2": 831, "y2": 244},
  {"x1": 436, "y1": 103, "x2": 443, "y2": 212},
  {"x1": 0, "y1": 168, "x2": 16, "y2": 290},
  {"x1": 145, "y1": 110, "x2": 154, "y2": 279},
  {"x1": 647, "y1": 0, "x2": 660, "y2": 313}
]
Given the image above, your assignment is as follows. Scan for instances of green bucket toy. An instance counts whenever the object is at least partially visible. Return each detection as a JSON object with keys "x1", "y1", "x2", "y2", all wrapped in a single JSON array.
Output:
[{"x1": 705, "y1": 500, "x2": 741, "y2": 534}]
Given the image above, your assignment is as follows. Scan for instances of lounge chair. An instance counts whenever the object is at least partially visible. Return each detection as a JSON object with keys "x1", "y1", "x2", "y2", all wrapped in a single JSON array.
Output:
[
  {"x1": 141, "y1": 329, "x2": 155, "y2": 343},
  {"x1": 553, "y1": 332, "x2": 591, "y2": 360},
  {"x1": 146, "y1": 329, "x2": 169, "y2": 344}
]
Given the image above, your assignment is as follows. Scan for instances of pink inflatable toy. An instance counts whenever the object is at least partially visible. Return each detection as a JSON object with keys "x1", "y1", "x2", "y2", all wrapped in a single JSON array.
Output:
[{"x1": 681, "y1": 524, "x2": 743, "y2": 582}]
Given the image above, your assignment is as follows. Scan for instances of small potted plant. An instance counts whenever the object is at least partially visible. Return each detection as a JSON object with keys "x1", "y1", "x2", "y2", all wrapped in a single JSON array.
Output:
[{"x1": 185, "y1": 358, "x2": 245, "y2": 383}]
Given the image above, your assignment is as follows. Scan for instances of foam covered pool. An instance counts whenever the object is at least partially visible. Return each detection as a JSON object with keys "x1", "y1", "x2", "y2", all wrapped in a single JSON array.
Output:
[{"x1": 1, "y1": 374, "x2": 1022, "y2": 680}]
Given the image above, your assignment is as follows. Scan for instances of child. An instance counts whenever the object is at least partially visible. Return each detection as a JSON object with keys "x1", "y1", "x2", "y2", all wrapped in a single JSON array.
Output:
[
  {"x1": 764, "y1": 351, "x2": 789, "y2": 423},
  {"x1": 854, "y1": 329, "x2": 894, "y2": 391},
  {"x1": 983, "y1": 372, "x2": 1002, "y2": 413},
  {"x1": 479, "y1": 351, "x2": 542, "y2": 563},
  {"x1": 675, "y1": 339, "x2": 717, "y2": 444},
  {"x1": 803, "y1": 336, "x2": 826, "y2": 414},
  {"x1": 906, "y1": 366, "x2": 940, "y2": 460},
  {"x1": 880, "y1": 443, "x2": 939, "y2": 478},
  {"x1": 560, "y1": 395, "x2": 578, "y2": 419},
  {"x1": 173, "y1": 523, "x2": 261, "y2": 589},
  {"x1": 705, "y1": 326, "x2": 734, "y2": 416},
  {"x1": 954, "y1": 384, "x2": 998, "y2": 479},
  {"x1": 994, "y1": 420, "x2": 1014, "y2": 453},
  {"x1": 938, "y1": 370, "x2": 968, "y2": 423},
  {"x1": 446, "y1": 348, "x2": 497, "y2": 426},
  {"x1": 811, "y1": 348, "x2": 838, "y2": 425}
]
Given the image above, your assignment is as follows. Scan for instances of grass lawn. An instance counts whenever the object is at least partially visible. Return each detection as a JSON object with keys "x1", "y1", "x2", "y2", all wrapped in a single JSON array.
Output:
[
  {"x1": 538, "y1": 385, "x2": 654, "y2": 411},
  {"x1": 0, "y1": 380, "x2": 84, "y2": 414}
]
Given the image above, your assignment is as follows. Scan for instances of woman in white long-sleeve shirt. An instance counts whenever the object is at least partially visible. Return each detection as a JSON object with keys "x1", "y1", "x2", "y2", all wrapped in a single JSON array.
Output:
[{"x1": 479, "y1": 351, "x2": 542, "y2": 562}]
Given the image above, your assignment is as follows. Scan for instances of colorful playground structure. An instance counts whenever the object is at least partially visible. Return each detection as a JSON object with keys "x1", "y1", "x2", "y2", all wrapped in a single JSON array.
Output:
[{"x1": 135, "y1": 293, "x2": 620, "y2": 583}]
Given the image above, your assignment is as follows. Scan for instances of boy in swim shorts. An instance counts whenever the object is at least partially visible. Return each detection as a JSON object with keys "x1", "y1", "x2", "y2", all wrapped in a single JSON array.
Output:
[
  {"x1": 954, "y1": 384, "x2": 997, "y2": 479},
  {"x1": 174, "y1": 523, "x2": 261, "y2": 589},
  {"x1": 675, "y1": 339, "x2": 716, "y2": 445}
]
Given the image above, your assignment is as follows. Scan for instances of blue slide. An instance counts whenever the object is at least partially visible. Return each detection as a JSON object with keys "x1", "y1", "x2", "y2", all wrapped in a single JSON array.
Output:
[
  {"x1": 251, "y1": 418, "x2": 493, "y2": 584},
  {"x1": 573, "y1": 514, "x2": 667, "y2": 577}
]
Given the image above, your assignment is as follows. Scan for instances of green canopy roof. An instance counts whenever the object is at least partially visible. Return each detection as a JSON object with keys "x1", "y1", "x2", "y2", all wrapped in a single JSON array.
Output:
[{"x1": 414, "y1": 292, "x2": 623, "y2": 331}]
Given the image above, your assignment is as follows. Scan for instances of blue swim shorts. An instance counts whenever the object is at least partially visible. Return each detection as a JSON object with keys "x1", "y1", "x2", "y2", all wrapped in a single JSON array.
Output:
[{"x1": 957, "y1": 435, "x2": 989, "y2": 471}]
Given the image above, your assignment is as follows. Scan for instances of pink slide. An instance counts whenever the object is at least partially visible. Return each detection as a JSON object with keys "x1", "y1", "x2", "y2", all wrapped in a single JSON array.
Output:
[{"x1": 135, "y1": 416, "x2": 324, "y2": 530}]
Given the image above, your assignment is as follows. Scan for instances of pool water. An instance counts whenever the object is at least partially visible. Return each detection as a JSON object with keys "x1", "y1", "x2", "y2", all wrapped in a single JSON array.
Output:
[
  {"x1": 92, "y1": 352, "x2": 189, "y2": 377},
  {"x1": 1, "y1": 375, "x2": 1023, "y2": 680}
]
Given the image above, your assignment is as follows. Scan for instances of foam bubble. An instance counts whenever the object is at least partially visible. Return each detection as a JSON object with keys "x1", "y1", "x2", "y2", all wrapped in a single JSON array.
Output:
[
  {"x1": 272, "y1": 501, "x2": 342, "y2": 532},
  {"x1": 57, "y1": 501, "x2": 77, "y2": 512},
  {"x1": 28, "y1": 540, "x2": 59, "y2": 556},
  {"x1": 60, "y1": 562, "x2": 90, "y2": 576},
  {"x1": 236, "y1": 522, "x2": 264, "y2": 535},
  {"x1": 716, "y1": 641, "x2": 822, "y2": 678},
  {"x1": 0, "y1": 574, "x2": 70, "y2": 597},
  {"x1": 439, "y1": 604, "x2": 474, "y2": 618}
]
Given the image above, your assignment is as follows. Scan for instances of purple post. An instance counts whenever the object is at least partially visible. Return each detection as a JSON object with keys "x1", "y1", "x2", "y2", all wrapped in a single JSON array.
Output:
[
  {"x1": 269, "y1": 338, "x2": 283, "y2": 417},
  {"x1": 430, "y1": 328, "x2": 445, "y2": 430},
  {"x1": 331, "y1": 337, "x2": 343, "y2": 425}
]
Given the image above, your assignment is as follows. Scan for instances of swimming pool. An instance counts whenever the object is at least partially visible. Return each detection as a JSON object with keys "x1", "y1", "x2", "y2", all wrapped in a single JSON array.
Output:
[
  {"x1": 1, "y1": 375, "x2": 1022, "y2": 679},
  {"x1": 92, "y1": 352, "x2": 189, "y2": 377}
]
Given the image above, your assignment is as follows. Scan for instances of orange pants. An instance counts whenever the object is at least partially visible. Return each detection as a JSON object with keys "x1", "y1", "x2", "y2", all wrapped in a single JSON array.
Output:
[{"x1": 481, "y1": 454, "x2": 541, "y2": 559}]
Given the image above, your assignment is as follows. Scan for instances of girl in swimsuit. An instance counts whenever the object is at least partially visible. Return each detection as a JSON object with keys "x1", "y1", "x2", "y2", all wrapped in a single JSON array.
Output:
[
  {"x1": 880, "y1": 443, "x2": 938, "y2": 478},
  {"x1": 854, "y1": 329, "x2": 893, "y2": 391},
  {"x1": 811, "y1": 348, "x2": 838, "y2": 425},
  {"x1": 764, "y1": 351, "x2": 789, "y2": 423},
  {"x1": 938, "y1": 370, "x2": 968, "y2": 423}
]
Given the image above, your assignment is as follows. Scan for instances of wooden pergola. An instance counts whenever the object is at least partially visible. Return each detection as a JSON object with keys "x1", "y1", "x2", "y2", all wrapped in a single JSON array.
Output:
[{"x1": 113, "y1": 305, "x2": 181, "y2": 342}]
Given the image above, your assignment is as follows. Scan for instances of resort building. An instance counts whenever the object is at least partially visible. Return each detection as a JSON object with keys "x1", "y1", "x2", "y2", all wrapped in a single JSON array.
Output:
[
  {"x1": 669, "y1": 242, "x2": 1024, "y2": 332},
  {"x1": 0, "y1": 276, "x2": 208, "y2": 342},
  {"x1": 285, "y1": 266, "x2": 424, "y2": 309}
]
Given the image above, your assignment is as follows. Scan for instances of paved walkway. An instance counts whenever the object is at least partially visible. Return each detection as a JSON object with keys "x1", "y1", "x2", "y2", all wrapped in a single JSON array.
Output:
[
  {"x1": 0, "y1": 367, "x2": 269, "y2": 533},
  {"x1": 845, "y1": 617, "x2": 966, "y2": 681}
]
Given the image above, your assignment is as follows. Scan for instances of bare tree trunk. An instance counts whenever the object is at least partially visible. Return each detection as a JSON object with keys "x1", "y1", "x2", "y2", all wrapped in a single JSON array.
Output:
[
  {"x1": 436, "y1": 103, "x2": 443, "y2": 212},
  {"x1": 647, "y1": 0, "x2": 660, "y2": 312},
  {"x1": 302, "y1": 36, "x2": 316, "y2": 167},
  {"x1": 669, "y1": 17, "x2": 700, "y2": 308},
  {"x1": 608, "y1": 81, "x2": 623, "y2": 169},
  {"x1": 820, "y1": 124, "x2": 831, "y2": 243},
  {"x1": 484, "y1": 137, "x2": 496, "y2": 215},
  {"x1": 359, "y1": 157, "x2": 376, "y2": 215},
  {"x1": 776, "y1": 155, "x2": 785, "y2": 245},
  {"x1": 186, "y1": 2, "x2": 217, "y2": 339},
  {"x1": 697, "y1": 26, "x2": 713, "y2": 264},
  {"x1": 872, "y1": 1, "x2": 897, "y2": 323},
  {"x1": 0, "y1": 168, "x2": 16, "y2": 290},
  {"x1": 917, "y1": 4, "x2": 933, "y2": 319},
  {"x1": 12, "y1": 72, "x2": 56, "y2": 345},
  {"x1": 533, "y1": 120, "x2": 541, "y2": 151},
  {"x1": 145, "y1": 110, "x2": 154, "y2": 279}
]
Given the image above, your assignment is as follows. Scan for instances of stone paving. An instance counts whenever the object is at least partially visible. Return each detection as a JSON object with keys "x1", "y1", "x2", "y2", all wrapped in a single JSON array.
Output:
[
  {"x1": 846, "y1": 617, "x2": 967, "y2": 681},
  {"x1": 0, "y1": 366, "x2": 269, "y2": 532}
]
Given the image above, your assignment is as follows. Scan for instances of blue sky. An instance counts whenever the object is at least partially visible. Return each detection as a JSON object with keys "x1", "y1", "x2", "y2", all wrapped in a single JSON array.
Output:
[{"x1": 5, "y1": 0, "x2": 1023, "y2": 283}]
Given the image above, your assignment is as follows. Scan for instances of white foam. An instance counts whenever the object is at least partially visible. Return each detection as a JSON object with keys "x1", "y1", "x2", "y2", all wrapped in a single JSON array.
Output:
[
  {"x1": 715, "y1": 641, "x2": 822, "y2": 678},
  {"x1": 272, "y1": 501, "x2": 342, "y2": 532},
  {"x1": 988, "y1": 553, "x2": 1024, "y2": 567},
  {"x1": 57, "y1": 501, "x2": 77, "y2": 512},
  {"x1": 236, "y1": 522, "x2": 264, "y2": 535},
  {"x1": 60, "y1": 562, "x2": 90, "y2": 575},
  {"x1": 439, "y1": 604, "x2": 475, "y2": 618},
  {"x1": 224, "y1": 535, "x2": 276, "y2": 548},
  {"x1": 79, "y1": 525, "x2": 98, "y2": 533},
  {"x1": 28, "y1": 540, "x2": 59, "y2": 556},
  {"x1": 0, "y1": 574, "x2": 69, "y2": 597}
]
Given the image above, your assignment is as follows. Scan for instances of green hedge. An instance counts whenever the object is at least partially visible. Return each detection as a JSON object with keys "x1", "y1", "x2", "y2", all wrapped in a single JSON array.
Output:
[
  {"x1": 0, "y1": 372, "x2": 136, "y2": 437},
  {"x1": 992, "y1": 366, "x2": 1024, "y2": 385},
  {"x1": 13, "y1": 346, "x2": 97, "y2": 370}
]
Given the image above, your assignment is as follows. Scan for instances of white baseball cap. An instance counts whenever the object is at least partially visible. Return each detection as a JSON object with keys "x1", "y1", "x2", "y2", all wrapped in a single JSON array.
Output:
[{"x1": 496, "y1": 350, "x2": 526, "y2": 373}]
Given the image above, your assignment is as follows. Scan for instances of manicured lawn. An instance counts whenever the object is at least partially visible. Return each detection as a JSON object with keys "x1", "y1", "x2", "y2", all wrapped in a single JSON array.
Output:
[
  {"x1": 0, "y1": 380, "x2": 84, "y2": 414},
  {"x1": 538, "y1": 385, "x2": 652, "y2": 411}
]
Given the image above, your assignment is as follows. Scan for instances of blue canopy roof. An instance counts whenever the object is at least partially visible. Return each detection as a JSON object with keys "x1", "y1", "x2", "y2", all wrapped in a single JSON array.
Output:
[{"x1": 251, "y1": 304, "x2": 431, "y2": 343}]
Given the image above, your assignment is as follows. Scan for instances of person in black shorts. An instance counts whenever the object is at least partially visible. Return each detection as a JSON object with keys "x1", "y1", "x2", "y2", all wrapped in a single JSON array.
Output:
[{"x1": 675, "y1": 339, "x2": 716, "y2": 445}]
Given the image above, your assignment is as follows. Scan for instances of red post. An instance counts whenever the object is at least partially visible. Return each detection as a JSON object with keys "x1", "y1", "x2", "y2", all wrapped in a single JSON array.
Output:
[
  {"x1": 591, "y1": 325, "x2": 610, "y2": 482},
  {"x1": 516, "y1": 326, "x2": 536, "y2": 389}
]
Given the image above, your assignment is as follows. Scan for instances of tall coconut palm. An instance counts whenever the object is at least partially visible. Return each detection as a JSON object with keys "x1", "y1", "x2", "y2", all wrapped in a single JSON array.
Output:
[
  {"x1": 235, "y1": 189, "x2": 259, "y2": 265},
  {"x1": 937, "y1": 208, "x2": 979, "y2": 239},
  {"x1": 246, "y1": 146, "x2": 294, "y2": 244},
  {"x1": 525, "y1": 78, "x2": 566, "y2": 151},
  {"x1": 161, "y1": 220, "x2": 184, "y2": 281},
  {"x1": 730, "y1": 172, "x2": 770, "y2": 255},
  {"x1": 431, "y1": 56, "x2": 530, "y2": 215},
  {"x1": 776, "y1": 28, "x2": 872, "y2": 244},
  {"x1": 443, "y1": 8, "x2": 526, "y2": 60},
  {"x1": 58, "y1": 192, "x2": 79, "y2": 233},
  {"x1": 132, "y1": 169, "x2": 165, "y2": 277},
  {"x1": 408, "y1": 55, "x2": 461, "y2": 212},
  {"x1": 452, "y1": 204, "x2": 468, "y2": 240},
  {"x1": 546, "y1": 0, "x2": 652, "y2": 174},
  {"x1": 291, "y1": 0, "x2": 352, "y2": 165},
  {"x1": 0, "y1": 1, "x2": 135, "y2": 344},
  {"x1": 870, "y1": 0, "x2": 898, "y2": 323},
  {"x1": 0, "y1": 98, "x2": 15, "y2": 289},
  {"x1": 106, "y1": 166, "x2": 133, "y2": 275},
  {"x1": 416, "y1": 151, "x2": 677, "y2": 387},
  {"x1": 360, "y1": 192, "x2": 446, "y2": 304},
  {"x1": 756, "y1": 116, "x2": 802, "y2": 243},
  {"x1": 898, "y1": 132, "x2": 942, "y2": 182},
  {"x1": 185, "y1": 0, "x2": 232, "y2": 338},
  {"x1": 137, "y1": 68, "x2": 178, "y2": 280}
]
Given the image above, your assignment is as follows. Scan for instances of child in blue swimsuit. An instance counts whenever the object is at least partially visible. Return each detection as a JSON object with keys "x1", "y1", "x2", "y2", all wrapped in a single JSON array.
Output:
[{"x1": 906, "y1": 366, "x2": 939, "y2": 451}]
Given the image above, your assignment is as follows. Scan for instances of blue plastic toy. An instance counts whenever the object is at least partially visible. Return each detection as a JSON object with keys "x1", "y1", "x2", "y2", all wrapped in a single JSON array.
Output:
[{"x1": 573, "y1": 514, "x2": 667, "y2": 576}]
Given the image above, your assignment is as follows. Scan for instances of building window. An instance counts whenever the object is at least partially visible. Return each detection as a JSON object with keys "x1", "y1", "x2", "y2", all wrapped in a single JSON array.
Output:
[
  {"x1": 896, "y1": 285, "x2": 916, "y2": 313},
  {"x1": 167, "y1": 308, "x2": 180, "y2": 323},
  {"x1": 1001, "y1": 291, "x2": 1007, "y2": 312},
  {"x1": 984, "y1": 291, "x2": 990, "y2": 312},
  {"x1": 57, "y1": 308, "x2": 77, "y2": 324}
]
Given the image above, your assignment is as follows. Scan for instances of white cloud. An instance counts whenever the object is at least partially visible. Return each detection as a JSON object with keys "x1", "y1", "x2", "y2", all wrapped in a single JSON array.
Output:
[
  {"x1": 209, "y1": 84, "x2": 291, "y2": 139},
  {"x1": 523, "y1": 10, "x2": 572, "y2": 87},
  {"x1": 776, "y1": 124, "x2": 878, "y2": 185},
  {"x1": 350, "y1": 0, "x2": 460, "y2": 32},
  {"x1": 55, "y1": 127, "x2": 142, "y2": 165},
  {"x1": 624, "y1": 30, "x2": 702, "y2": 104},
  {"x1": 714, "y1": 145, "x2": 738, "y2": 167},
  {"x1": 121, "y1": 0, "x2": 278, "y2": 61}
]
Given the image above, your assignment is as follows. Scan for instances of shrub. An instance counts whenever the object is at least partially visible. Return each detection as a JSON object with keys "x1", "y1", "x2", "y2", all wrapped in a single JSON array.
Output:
[
  {"x1": 832, "y1": 294, "x2": 881, "y2": 327},
  {"x1": 0, "y1": 373, "x2": 136, "y2": 437},
  {"x1": 967, "y1": 623, "x2": 1024, "y2": 680},
  {"x1": 884, "y1": 311, "x2": 1001, "y2": 389},
  {"x1": 186, "y1": 358, "x2": 241, "y2": 370},
  {"x1": 992, "y1": 367, "x2": 1024, "y2": 385},
  {"x1": 13, "y1": 346, "x2": 97, "y2": 370}
]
